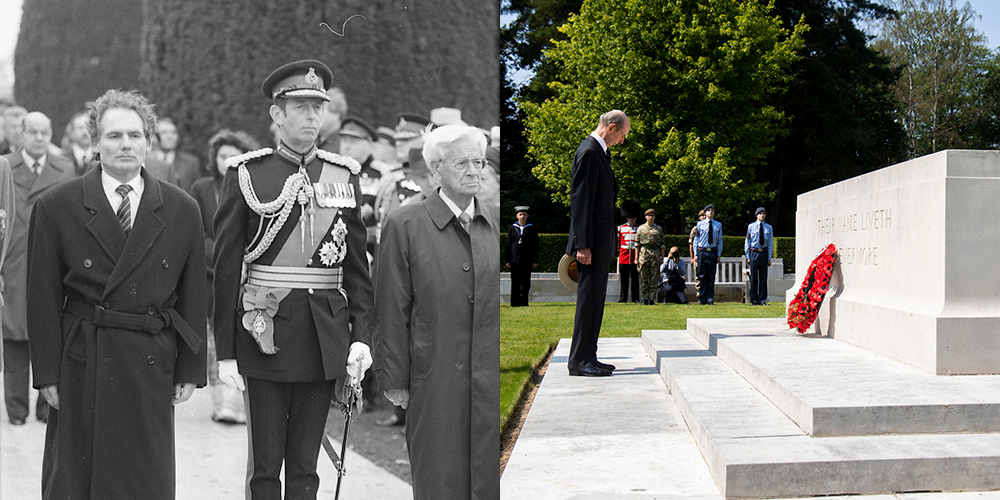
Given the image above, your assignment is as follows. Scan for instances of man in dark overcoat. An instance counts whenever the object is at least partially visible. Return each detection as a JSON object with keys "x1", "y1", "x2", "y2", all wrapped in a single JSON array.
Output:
[
  {"x1": 375, "y1": 125, "x2": 500, "y2": 500},
  {"x1": 213, "y1": 60, "x2": 374, "y2": 499},
  {"x1": 27, "y1": 89, "x2": 206, "y2": 500},
  {"x1": 565, "y1": 110, "x2": 630, "y2": 377},
  {"x1": 3, "y1": 111, "x2": 74, "y2": 425}
]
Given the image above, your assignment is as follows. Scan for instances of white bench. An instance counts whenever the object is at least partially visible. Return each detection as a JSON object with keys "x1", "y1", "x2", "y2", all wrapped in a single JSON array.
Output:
[{"x1": 680, "y1": 257, "x2": 749, "y2": 303}]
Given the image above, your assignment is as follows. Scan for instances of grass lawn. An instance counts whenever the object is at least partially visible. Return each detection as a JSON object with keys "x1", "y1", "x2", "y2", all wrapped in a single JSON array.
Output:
[{"x1": 500, "y1": 301, "x2": 787, "y2": 431}]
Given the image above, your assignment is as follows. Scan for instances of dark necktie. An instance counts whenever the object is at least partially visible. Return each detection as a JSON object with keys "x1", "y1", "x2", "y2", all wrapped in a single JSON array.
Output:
[
  {"x1": 116, "y1": 184, "x2": 133, "y2": 236},
  {"x1": 708, "y1": 221, "x2": 713, "y2": 245},
  {"x1": 758, "y1": 222, "x2": 764, "y2": 249},
  {"x1": 459, "y1": 213, "x2": 472, "y2": 233}
]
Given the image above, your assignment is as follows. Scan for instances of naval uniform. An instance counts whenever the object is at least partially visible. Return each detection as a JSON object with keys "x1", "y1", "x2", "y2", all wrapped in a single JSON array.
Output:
[
  {"x1": 505, "y1": 221, "x2": 538, "y2": 306},
  {"x1": 213, "y1": 143, "x2": 373, "y2": 499}
]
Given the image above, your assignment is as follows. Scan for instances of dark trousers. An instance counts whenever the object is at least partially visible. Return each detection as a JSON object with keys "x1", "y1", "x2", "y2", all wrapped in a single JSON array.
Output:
[
  {"x1": 509, "y1": 262, "x2": 533, "y2": 306},
  {"x1": 568, "y1": 258, "x2": 609, "y2": 369},
  {"x1": 696, "y1": 250, "x2": 718, "y2": 304},
  {"x1": 748, "y1": 251, "x2": 769, "y2": 304},
  {"x1": 244, "y1": 377, "x2": 334, "y2": 500},
  {"x1": 661, "y1": 283, "x2": 688, "y2": 304},
  {"x1": 3, "y1": 339, "x2": 49, "y2": 422},
  {"x1": 618, "y1": 263, "x2": 639, "y2": 302}
]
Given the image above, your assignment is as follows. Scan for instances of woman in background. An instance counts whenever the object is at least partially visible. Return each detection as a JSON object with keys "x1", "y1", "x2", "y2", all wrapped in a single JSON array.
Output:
[{"x1": 189, "y1": 128, "x2": 259, "y2": 424}]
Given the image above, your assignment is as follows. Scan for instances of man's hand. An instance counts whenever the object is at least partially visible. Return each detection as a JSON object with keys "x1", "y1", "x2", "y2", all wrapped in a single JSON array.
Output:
[
  {"x1": 505, "y1": 263, "x2": 510, "y2": 268},
  {"x1": 218, "y1": 359, "x2": 245, "y2": 391},
  {"x1": 532, "y1": 263, "x2": 538, "y2": 268},
  {"x1": 40, "y1": 385, "x2": 59, "y2": 410},
  {"x1": 346, "y1": 342, "x2": 373, "y2": 383},
  {"x1": 172, "y1": 383, "x2": 196, "y2": 405},
  {"x1": 767, "y1": 259, "x2": 772, "y2": 267},
  {"x1": 384, "y1": 389, "x2": 410, "y2": 409},
  {"x1": 576, "y1": 248, "x2": 592, "y2": 265}
]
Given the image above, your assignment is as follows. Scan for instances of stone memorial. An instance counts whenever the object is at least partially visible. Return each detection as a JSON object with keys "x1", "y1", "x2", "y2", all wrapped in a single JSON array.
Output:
[{"x1": 787, "y1": 149, "x2": 1000, "y2": 374}]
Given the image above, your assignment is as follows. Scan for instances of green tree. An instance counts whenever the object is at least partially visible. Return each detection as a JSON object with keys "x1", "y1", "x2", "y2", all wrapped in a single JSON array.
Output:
[
  {"x1": 760, "y1": 0, "x2": 905, "y2": 235},
  {"x1": 523, "y1": 0, "x2": 805, "y2": 233},
  {"x1": 874, "y1": 0, "x2": 991, "y2": 157}
]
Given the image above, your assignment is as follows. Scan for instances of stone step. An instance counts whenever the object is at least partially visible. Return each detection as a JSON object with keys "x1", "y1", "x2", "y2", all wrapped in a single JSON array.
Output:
[
  {"x1": 685, "y1": 318, "x2": 1000, "y2": 437},
  {"x1": 642, "y1": 328, "x2": 1000, "y2": 498}
]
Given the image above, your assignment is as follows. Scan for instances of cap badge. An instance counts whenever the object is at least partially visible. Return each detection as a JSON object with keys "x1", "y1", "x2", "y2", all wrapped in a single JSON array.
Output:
[{"x1": 305, "y1": 67, "x2": 319, "y2": 86}]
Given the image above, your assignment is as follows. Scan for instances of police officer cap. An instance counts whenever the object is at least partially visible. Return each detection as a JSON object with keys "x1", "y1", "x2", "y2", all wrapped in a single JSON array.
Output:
[
  {"x1": 261, "y1": 59, "x2": 333, "y2": 101},
  {"x1": 395, "y1": 113, "x2": 431, "y2": 141},
  {"x1": 755, "y1": 207, "x2": 766, "y2": 215},
  {"x1": 407, "y1": 147, "x2": 429, "y2": 175},
  {"x1": 515, "y1": 206, "x2": 530, "y2": 213},
  {"x1": 376, "y1": 126, "x2": 396, "y2": 145},
  {"x1": 704, "y1": 204, "x2": 715, "y2": 212},
  {"x1": 338, "y1": 116, "x2": 378, "y2": 141},
  {"x1": 645, "y1": 208, "x2": 656, "y2": 216}
]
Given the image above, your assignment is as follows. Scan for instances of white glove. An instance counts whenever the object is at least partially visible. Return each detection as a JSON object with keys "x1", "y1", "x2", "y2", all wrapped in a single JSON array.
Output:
[
  {"x1": 218, "y1": 359, "x2": 245, "y2": 391},
  {"x1": 346, "y1": 342, "x2": 373, "y2": 384}
]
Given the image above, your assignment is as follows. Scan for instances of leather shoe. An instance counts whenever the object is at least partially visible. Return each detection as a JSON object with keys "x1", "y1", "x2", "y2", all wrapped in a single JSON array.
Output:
[
  {"x1": 9, "y1": 418, "x2": 25, "y2": 426},
  {"x1": 568, "y1": 365, "x2": 612, "y2": 377},
  {"x1": 593, "y1": 360, "x2": 616, "y2": 371}
]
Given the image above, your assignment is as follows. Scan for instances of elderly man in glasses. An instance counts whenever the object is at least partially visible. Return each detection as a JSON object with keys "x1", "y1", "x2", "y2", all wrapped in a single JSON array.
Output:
[{"x1": 375, "y1": 124, "x2": 499, "y2": 500}]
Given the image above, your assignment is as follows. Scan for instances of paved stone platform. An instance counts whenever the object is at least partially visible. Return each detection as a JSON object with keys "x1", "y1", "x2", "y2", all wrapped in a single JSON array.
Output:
[
  {"x1": 0, "y1": 379, "x2": 413, "y2": 499},
  {"x1": 502, "y1": 333, "x2": 1000, "y2": 499},
  {"x1": 684, "y1": 318, "x2": 1000, "y2": 436}
]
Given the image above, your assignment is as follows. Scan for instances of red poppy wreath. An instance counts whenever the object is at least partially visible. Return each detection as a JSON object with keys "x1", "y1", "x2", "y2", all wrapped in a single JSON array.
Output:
[{"x1": 787, "y1": 243, "x2": 837, "y2": 334}]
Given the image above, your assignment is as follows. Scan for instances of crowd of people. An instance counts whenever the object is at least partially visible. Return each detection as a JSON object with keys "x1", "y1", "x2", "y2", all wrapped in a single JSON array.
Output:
[{"x1": 0, "y1": 57, "x2": 499, "y2": 500}]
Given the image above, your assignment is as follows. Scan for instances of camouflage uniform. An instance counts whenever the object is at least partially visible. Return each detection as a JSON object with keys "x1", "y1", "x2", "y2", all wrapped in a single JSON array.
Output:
[{"x1": 636, "y1": 222, "x2": 665, "y2": 303}]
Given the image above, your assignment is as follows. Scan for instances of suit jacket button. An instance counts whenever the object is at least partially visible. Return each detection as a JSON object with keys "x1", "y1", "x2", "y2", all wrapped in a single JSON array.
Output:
[
  {"x1": 147, "y1": 356, "x2": 155, "y2": 364},
  {"x1": 147, "y1": 307, "x2": 156, "y2": 315},
  {"x1": 462, "y1": 263, "x2": 470, "y2": 272},
  {"x1": 162, "y1": 259, "x2": 169, "y2": 268},
  {"x1": 468, "y1": 295, "x2": 474, "y2": 304},
  {"x1": 83, "y1": 259, "x2": 92, "y2": 268}
]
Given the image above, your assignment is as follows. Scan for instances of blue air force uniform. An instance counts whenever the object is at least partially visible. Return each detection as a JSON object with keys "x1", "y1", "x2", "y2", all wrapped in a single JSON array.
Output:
[
  {"x1": 744, "y1": 208, "x2": 773, "y2": 305},
  {"x1": 692, "y1": 207, "x2": 723, "y2": 304}
]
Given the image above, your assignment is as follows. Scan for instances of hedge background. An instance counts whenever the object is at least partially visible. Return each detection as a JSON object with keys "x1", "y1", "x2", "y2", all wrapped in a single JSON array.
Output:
[
  {"x1": 501, "y1": 233, "x2": 797, "y2": 275},
  {"x1": 15, "y1": 0, "x2": 499, "y2": 164}
]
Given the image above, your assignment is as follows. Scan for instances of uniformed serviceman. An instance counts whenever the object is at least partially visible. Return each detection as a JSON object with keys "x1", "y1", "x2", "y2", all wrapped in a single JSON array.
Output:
[
  {"x1": 744, "y1": 206, "x2": 773, "y2": 305},
  {"x1": 212, "y1": 59, "x2": 375, "y2": 499},
  {"x1": 635, "y1": 208, "x2": 665, "y2": 305},
  {"x1": 692, "y1": 203, "x2": 723, "y2": 305},
  {"x1": 505, "y1": 205, "x2": 538, "y2": 306}
]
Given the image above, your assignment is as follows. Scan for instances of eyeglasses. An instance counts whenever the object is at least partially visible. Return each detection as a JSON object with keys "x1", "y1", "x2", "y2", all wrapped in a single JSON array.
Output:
[{"x1": 442, "y1": 157, "x2": 488, "y2": 173}]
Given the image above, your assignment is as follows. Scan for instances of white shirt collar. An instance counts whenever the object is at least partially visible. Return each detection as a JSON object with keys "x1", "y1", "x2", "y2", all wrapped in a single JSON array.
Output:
[
  {"x1": 589, "y1": 132, "x2": 608, "y2": 153},
  {"x1": 72, "y1": 143, "x2": 92, "y2": 163},
  {"x1": 21, "y1": 149, "x2": 46, "y2": 172},
  {"x1": 438, "y1": 189, "x2": 475, "y2": 220},
  {"x1": 101, "y1": 168, "x2": 145, "y2": 208}
]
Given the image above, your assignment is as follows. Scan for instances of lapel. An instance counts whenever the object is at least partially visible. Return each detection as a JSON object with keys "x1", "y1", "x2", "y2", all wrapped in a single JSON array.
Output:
[
  {"x1": 590, "y1": 136, "x2": 617, "y2": 197},
  {"x1": 29, "y1": 156, "x2": 71, "y2": 199},
  {"x1": 103, "y1": 168, "x2": 166, "y2": 298},
  {"x1": 9, "y1": 153, "x2": 34, "y2": 193},
  {"x1": 425, "y1": 189, "x2": 457, "y2": 231}
]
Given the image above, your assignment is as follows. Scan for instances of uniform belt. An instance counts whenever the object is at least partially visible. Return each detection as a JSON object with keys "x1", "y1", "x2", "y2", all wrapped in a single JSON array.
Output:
[
  {"x1": 248, "y1": 263, "x2": 343, "y2": 289},
  {"x1": 697, "y1": 247, "x2": 717, "y2": 252},
  {"x1": 64, "y1": 297, "x2": 203, "y2": 354},
  {"x1": 751, "y1": 247, "x2": 768, "y2": 252}
]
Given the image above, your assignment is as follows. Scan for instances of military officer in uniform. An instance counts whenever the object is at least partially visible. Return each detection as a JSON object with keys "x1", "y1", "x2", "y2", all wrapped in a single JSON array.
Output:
[
  {"x1": 212, "y1": 60, "x2": 375, "y2": 499},
  {"x1": 505, "y1": 205, "x2": 538, "y2": 306},
  {"x1": 616, "y1": 199, "x2": 641, "y2": 303},
  {"x1": 744, "y1": 206, "x2": 773, "y2": 305},
  {"x1": 635, "y1": 208, "x2": 665, "y2": 305},
  {"x1": 692, "y1": 203, "x2": 723, "y2": 305}
]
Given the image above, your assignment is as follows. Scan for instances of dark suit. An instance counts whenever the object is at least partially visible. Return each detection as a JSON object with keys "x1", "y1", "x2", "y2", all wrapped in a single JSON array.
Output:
[
  {"x1": 2, "y1": 152, "x2": 74, "y2": 423},
  {"x1": 61, "y1": 147, "x2": 98, "y2": 177},
  {"x1": 565, "y1": 135, "x2": 616, "y2": 369},
  {"x1": 213, "y1": 146, "x2": 373, "y2": 499},
  {"x1": 28, "y1": 166, "x2": 206, "y2": 500}
]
